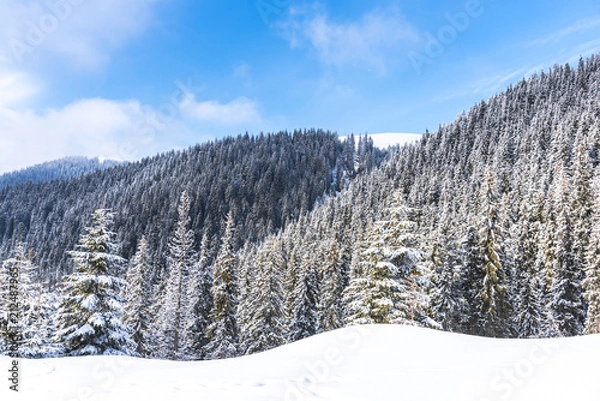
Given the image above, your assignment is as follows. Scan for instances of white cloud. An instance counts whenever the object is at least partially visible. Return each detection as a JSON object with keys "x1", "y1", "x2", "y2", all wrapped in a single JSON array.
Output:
[
  {"x1": 0, "y1": 93, "x2": 270, "y2": 174},
  {"x1": 528, "y1": 17, "x2": 600, "y2": 47},
  {"x1": 277, "y1": 5, "x2": 420, "y2": 73},
  {"x1": 0, "y1": 98, "x2": 170, "y2": 173},
  {"x1": 0, "y1": 69, "x2": 40, "y2": 107},
  {"x1": 180, "y1": 95, "x2": 263, "y2": 126},
  {"x1": 0, "y1": 0, "x2": 160, "y2": 69}
]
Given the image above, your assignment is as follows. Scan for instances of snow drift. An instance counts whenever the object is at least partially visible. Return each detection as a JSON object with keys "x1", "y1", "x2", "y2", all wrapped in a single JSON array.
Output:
[{"x1": 2, "y1": 324, "x2": 599, "y2": 401}]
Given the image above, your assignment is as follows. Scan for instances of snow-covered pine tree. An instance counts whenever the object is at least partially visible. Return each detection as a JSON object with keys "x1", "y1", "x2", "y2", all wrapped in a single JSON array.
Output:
[
  {"x1": 514, "y1": 211, "x2": 545, "y2": 338},
  {"x1": 429, "y1": 234, "x2": 462, "y2": 332},
  {"x1": 455, "y1": 225, "x2": 485, "y2": 334},
  {"x1": 476, "y1": 171, "x2": 511, "y2": 338},
  {"x1": 155, "y1": 191, "x2": 196, "y2": 360},
  {"x1": 550, "y1": 175, "x2": 586, "y2": 337},
  {"x1": 583, "y1": 175, "x2": 600, "y2": 334},
  {"x1": 205, "y1": 212, "x2": 239, "y2": 359},
  {"x1": 317, "y1": 239, "x2": 344, "y2": 332},
  {"x1": 183, "y1": 232, "x2": 213, "y2": 360},
  {"x1": 288, "y1": 250, "x2": 319, "y2": 342},
  {"x1": 343, "y1": 192, "x2": 425, "y2": 326},
  {"x1": 244, "y1": 236, "x2": 287, "y2": 354},
  {"x1": 124, "y1": 235, "x2": 153, "y2": 357},
  {"x1": 0, "y1": 241, "x2": 52, "y2": 357},
  {"x1": 55, "y1": 209, "x2": 135, "y2": 356}
]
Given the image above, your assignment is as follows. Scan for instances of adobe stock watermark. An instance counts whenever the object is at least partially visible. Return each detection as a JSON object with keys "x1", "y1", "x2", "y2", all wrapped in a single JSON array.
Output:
[
  {"x1": 65, "y1": 356, "x2": 134, "y2": 401},
  {"x1": 407, "y1": 0, "x2": 485, "y2": 76},
  {"x1": 9, "y1": 0, "x2": 87, "y2": 65},
  {"x1": 255, "y1": 0, "x2": 291, "y2": 25},
  {"x1": 478, "y1": 339, "x2": 560, "y2": 401},
  {"x1": 283, "y1": 324, "x2": 371, "y2": 401},
  {"x1": 5, "y1": 262, "x2": 21, "y2": 392}
]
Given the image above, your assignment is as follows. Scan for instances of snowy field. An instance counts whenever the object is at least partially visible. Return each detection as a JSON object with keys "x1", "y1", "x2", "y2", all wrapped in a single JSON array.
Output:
[{"x1": 2, "y1": 325, "x2": 599, "y2": 401}]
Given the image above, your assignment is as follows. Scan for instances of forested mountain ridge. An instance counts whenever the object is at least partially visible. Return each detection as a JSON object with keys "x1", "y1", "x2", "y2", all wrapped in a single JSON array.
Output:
[
  {"x1": 3, "y1": 55, "x2": 600, "y2": 361},
  {"x1": 0, "y1": 130, "x2": 382, "y2": 286},
  {"x1": 255, "y1": 54, "x2": 600, "y2": 342},
  {"x1": 0, "y1": 157, "x2": 121, "y2": 190}
]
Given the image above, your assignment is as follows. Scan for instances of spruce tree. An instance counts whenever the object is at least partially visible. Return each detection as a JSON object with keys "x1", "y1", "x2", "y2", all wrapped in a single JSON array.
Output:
[
  {"x1": 55, "y1": 209, "x2": 135, "y2": 356},
  {"x1": 155, "y1": 191, "x2": 196, "y2": 360},
  {"x1": 124, "y1": 236, "x2": 153, "y2": 357},
  {"x1": 183, "y1": 232, "x2": 213, "y2": 359},
  {"x1": 476, "y1": 171, "x2": 511, "y2": 338},
  {"x1": 550, "y1": 176, "x2": 586, "y2": 337},
  {"x1": 244, "y1": 236, "x2": 287, "y2": 353},
  {"x1": 317, "y1": 240, "x2": 344, "y2": 332},
  {"x1": 288, "y1": 252, "x2": 319, "y2": 342},
  {"x1": 583, "y1": 176, "x2": 600, "y2": 334},
  {"x1": 343, "y1": 193, "x2": 425, "y2": 326},
  {"x1": 205, "y1": 212, "x2": 239, "y2": 359},
  {"x1": 0, "y1": 241, "x2": 53, "y2": 357}
]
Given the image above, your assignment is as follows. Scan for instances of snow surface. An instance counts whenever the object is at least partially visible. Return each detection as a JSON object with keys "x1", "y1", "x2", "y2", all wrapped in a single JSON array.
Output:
[
  {"x1": 342, "y1": 133, "x2": 423, "y2": 149},
  {"x1": 2, "y1": 325, "x2": 599, "y2": 400}
]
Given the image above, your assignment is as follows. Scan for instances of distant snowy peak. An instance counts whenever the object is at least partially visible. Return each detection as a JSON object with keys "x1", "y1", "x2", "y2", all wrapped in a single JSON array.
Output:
[{"x1": 341, "y1": 133, "x2": 423, "y2": 149}]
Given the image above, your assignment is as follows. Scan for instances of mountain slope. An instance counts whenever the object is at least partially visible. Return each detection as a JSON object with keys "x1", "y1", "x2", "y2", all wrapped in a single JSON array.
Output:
[
  {"x1": 0, "y1": 157, "x2": 121, "y2": 190},
  {"x1": 2, "y1": 325, "x2": 599, "y2": 400},
  {"x1": 0, "y1": 130, "x2": 381, "y2": 285}
]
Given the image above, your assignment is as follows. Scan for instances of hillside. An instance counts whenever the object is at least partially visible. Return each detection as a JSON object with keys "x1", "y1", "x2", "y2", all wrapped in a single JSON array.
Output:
[
  {"x1": 2, "y1": 325, "x2": 599, "y2": 401},
  {"x1": 0, "y1": 157, "x2": 121, "y2": 190},
  {"x1": 0, "y1": 130, "x2": 382, "y2": 285}
]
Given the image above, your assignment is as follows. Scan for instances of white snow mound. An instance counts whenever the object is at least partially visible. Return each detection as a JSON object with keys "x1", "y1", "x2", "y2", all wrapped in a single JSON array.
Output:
[{"x1": 2, "y1": 324, "x2": 599, "y2": 400}]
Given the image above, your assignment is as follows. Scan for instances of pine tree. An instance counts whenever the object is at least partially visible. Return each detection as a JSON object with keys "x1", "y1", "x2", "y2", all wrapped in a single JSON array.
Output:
[
  {"x1": 317, "y1": 240, "x2": 344, "y2": 332},
  {"x1": 288, "y1": 252, "x2": 319, "y2": 342},
  {"x1": 55, "y1": 209, "x2": 135, "y2": 356},
  {"x1": 183, "y1": 232, "x2": 213, "y2": 360},
  {"x1": 154, "y1": 191, "x2": 196, "y2": 360},
  {"x1": 244, "y1": 236, "x2": 287, "y2": 353},
  {"x1": 343, "y1": 193, "x2": 425, "y2": 326},
  {"x1": 583, "y1": 176, "x2": 600, "y2": 334},
  {"x1": 455, "y1": 225, "x2": 485, "y2": 334},
  {"x1": 550, "y1": 176, "x2": 586, "y2": 337},
  {"x1": 205, "y1": 212, "x2": 239, "y2": 359},
  {"x1": 124, "y1": 236, "x2": 153, "y2": 357},
  {"x1": 429, "y1": 236, "x2": 462, "y2": 332},
  {"x1": 476, "y1": 171, "x2": 511, "y2": 338},
  {"x1": 0, "y1": 241, "x2": 53, "y2": 357},
  {"x1": 514, "y1": 217, "x2": 544, "y2": 338}
]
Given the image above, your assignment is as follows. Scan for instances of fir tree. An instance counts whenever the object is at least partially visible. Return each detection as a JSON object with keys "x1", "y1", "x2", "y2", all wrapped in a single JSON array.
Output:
[
  {"x1": 288, "y1": 252, "x2": 319, "y2": 342},
  {"x1": 583, "y1": 176, "x2": 600, "y2": 334},
  {"x1": 183, "y1": 232, "x2": 213, "y2": 360},
  {"x1": 476, "y1": 171, "x2": 511, "y2": 338},
  {"x1": 343, "y1": 193, "x2": 425, "y2": 326},
  {"x1": 514, "y1": 217, "x2": 544, "y2": 338},
  {"x1": 55, "y1": 209, "x2": 135, "y2": 356},
  {"x1": 124, "y1": 236, "x2": 153, "y2": 357},
  {"x1": 0, "y1": 241, "x2": 53, "y2": 357},
  {"x1": 155, "y1": 191, "x2": 196, "y2": 360},
  {"x1": 550, "y1": 177, "x2": 586, "y2": 337},
  {"x1": 317, "y1": 240, "x2": 344, "y2": 332},
  {"x1": 244, "y1": 237, "x2": 287, "y2": 353},
  {"x1": 205, "y1": 212, "x2": 239, "y2": 359}
]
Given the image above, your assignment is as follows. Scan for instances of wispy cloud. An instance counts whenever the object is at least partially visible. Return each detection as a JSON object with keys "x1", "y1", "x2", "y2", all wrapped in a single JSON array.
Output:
[
  {"x1": 180, "y1": 95, "x2": 263, "y2": 126},
  {"x1": 528, "y1": 17, "x2": 600, "y2": 47},
  {"x1": 276, "y1": 4, "x2": 420, "y2": 73},
  {"x1": 0, "y1": 0, "x2": 161, "y2": 69}
]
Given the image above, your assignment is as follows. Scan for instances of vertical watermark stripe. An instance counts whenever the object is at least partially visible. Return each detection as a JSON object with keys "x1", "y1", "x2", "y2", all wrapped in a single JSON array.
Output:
[{"x1": 5, "y1": 260, "x2": 20, "y2": 392}]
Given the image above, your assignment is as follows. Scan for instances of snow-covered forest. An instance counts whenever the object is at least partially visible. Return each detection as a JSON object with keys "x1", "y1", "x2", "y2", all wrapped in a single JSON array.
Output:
[{"x1": 2, "y1": 54, "x2": 600, "y2": 359}]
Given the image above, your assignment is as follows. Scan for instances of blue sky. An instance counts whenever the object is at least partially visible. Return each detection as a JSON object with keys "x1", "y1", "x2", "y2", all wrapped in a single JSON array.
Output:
[{"x1": 1, "y1": 0, "x2": 600, "y2": 173}]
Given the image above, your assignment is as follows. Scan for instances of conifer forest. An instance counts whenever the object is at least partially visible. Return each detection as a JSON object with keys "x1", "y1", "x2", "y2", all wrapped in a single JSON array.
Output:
[{"x1": 2, "y1": 55, "x2": 600, "y2": 360}]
